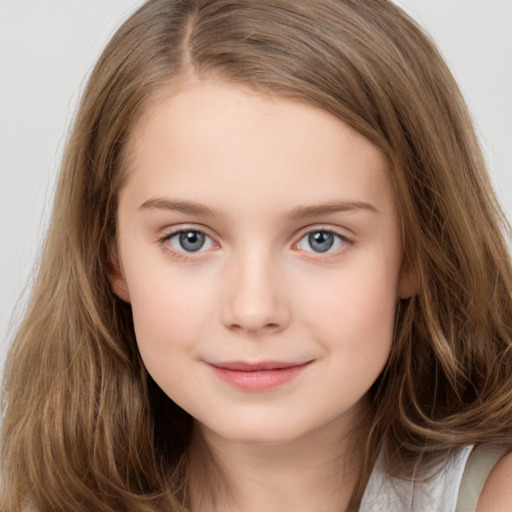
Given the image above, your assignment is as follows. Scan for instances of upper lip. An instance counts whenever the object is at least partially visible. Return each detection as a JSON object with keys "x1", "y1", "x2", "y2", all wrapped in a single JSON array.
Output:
[{"x1": 208, "y1": 360, "x2": 312, "y2": 371}]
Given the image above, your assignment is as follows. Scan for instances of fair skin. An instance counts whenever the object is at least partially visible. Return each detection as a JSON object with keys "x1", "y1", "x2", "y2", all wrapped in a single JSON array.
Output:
[
  {"x1": 109, "y1": 78, "x2": 512, "y2": 511},
  {"x1": 111, "y1": 78, "x2": 409, "y2": 511},
  {"x1": 478, "y1": 451, "x2": 512, "y2": 512}
]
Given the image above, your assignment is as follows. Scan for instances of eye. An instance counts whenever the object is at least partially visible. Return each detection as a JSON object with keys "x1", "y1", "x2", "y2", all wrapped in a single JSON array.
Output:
[
  {"x1": 296, "y1": 230, "x2": 348, "y2": 253},
  {"x1": 165, "y1": 230, "x2": 216, "y2": 253}
]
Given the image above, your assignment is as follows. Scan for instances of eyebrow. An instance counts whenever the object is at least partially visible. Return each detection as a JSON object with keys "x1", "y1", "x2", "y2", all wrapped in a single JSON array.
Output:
[
  {"x1": 139, "y1": 198, "x2": 220, "y2": 217},
  {"x1": 138, "y1": 197, "x2": 377, "y2": 218},
  {"x1": 287, "y1": 201, "x2": 377, "y2": 219}
]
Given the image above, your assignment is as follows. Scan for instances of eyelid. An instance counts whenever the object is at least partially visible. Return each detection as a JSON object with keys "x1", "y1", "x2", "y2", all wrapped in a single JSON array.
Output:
[
  {"x1": 158, "y1": 225, "x2": 220, "y2": 256},
  {"x1": 294, "y1": 224, "x2": 353, "y2": 242},
  {"x1": 292, "y1": 225, "x2": 353, "y2": 255}
]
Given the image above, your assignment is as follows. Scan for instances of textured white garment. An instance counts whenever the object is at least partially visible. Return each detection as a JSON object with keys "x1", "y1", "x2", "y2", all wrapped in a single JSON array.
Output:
[{"x1": 359, "y1": 445, "x2": 473, "y2": 512}]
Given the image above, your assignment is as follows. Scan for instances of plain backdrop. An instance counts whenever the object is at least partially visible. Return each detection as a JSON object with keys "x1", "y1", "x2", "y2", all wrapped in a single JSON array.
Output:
[{"x1": 1, "y1": 1, "x2": 512, "y2": 375}]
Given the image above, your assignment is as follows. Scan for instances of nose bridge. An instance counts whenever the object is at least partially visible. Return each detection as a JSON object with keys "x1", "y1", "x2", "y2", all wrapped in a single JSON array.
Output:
[{"x1": 222, "y1": 243, "x2": 289, "y2": 334}]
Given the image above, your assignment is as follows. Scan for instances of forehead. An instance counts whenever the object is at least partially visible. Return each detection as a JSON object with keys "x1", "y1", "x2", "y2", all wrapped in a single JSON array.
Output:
[{"x1": 121, "y1": 79, "x2": 394, "y2": 217}]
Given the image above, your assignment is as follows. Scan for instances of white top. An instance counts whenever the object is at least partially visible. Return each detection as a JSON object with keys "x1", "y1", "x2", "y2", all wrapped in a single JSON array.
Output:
[{"x1": 360, "y1": 445, "x2": 474, "y2": 512}]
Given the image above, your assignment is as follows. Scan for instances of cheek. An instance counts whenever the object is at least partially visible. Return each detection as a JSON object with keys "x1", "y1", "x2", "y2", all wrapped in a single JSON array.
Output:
[
  {"x1": 126, "y1": 268, "x2": 213, "y2": 359},
  {"x1": 297, "y1": 255, "x2": 399, "y2": 363}
]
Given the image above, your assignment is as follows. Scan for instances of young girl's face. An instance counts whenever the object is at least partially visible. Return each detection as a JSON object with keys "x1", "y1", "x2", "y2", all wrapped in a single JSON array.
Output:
[{"x1": 111, "y1": 79, "x2": 411, "y2": 445}]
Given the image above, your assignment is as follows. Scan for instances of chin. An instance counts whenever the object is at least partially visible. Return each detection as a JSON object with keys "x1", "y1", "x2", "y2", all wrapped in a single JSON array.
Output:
[{"x1": 200, "y1": 414, "x2": 316, "y2": 446}]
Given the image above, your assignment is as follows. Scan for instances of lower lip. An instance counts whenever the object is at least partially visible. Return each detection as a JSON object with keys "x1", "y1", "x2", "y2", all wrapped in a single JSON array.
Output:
[{"x1": 209, "y1": 362, "x2": 312, "y2": 391}]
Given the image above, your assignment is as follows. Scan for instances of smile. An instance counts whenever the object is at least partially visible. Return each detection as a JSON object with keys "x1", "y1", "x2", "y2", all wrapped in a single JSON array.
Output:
[{"x1": 207, "y1": 360, "x2": 313, "y2": 391}]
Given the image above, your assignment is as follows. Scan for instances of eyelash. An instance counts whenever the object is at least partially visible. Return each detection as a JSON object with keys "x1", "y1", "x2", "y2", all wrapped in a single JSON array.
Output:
[
  {"x1": 294, "y1": 229, "x2": 351, "y2": 257},
  {"x1": 158, "y1": 228, "x2": 218, "y2": 260},
  {"x1": 158, "y1": 226, "x2": 352, "y2": 260}
]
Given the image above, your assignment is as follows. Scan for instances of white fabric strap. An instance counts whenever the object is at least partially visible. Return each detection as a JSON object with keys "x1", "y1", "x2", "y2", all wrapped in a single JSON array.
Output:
[
  {"x1": 360, "y1": 445, "x2": 474, "y2": 511},
  {"x1": 455, "y1": 444, "x2": 508, "y2": 512}
]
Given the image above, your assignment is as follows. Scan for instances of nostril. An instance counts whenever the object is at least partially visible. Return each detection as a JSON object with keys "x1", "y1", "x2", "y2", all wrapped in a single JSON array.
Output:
[{"x1": 228, "y1": 321, "x2": 282, "y2": 334}]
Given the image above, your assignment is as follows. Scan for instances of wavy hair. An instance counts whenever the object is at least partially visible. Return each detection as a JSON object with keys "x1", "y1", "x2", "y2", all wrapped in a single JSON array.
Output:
[{"x1": 2, "y1": 0, "x2": 512, "y2": 510}]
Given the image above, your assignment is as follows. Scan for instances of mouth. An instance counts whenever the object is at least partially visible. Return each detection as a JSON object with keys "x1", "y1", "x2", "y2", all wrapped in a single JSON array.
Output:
[{"x1": 207, "y1": 360, "x2": 313, "y2": 391}]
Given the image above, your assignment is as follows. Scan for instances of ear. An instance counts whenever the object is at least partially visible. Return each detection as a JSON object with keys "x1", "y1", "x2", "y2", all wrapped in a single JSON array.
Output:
[
  {"x1": 107, "y1": 242, "x2": 131, "y2": 303},
  {"x1": 397, "y1": 265, "x2": 416, "y2": 300}
]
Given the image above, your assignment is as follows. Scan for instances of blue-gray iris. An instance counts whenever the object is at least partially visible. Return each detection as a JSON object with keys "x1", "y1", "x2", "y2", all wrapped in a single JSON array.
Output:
[
  {"x1": 309, "y1": 232, "x2": 334, "y2": 253},
  {"x1": 180, "y1": 231, "x2": 205, "y2": 252}
]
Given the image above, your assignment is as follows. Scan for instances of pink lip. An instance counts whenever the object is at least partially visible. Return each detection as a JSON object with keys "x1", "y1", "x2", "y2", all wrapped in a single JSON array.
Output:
[{"x1": 208, "y1": 360, "x2": 313, "y2": 391}]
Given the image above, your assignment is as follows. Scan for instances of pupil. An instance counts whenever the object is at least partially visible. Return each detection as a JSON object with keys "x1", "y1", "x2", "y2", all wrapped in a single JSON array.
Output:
[
  {"x1": 309, "y1": 232, "x2": 334, "y2": 253},
  {"x1": 179, "y1": 231, "x2": 205, "y2": 252}
]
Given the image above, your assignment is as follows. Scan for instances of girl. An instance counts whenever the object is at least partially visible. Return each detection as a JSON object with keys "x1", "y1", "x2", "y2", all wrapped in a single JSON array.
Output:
[{"x1": 2, "y1": 1, "x2": 512, "y2": 510}]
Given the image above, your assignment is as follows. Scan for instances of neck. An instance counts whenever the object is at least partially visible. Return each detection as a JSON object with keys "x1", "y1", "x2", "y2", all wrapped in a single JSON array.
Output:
[{"x1": 186, "y1": 413, "x2": 366, "y2": 512}]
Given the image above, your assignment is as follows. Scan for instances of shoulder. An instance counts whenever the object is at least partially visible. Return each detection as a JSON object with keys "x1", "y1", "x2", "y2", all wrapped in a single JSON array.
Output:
[{"x1": 477, "y1": 450, "x2": 512, "y2": 512}]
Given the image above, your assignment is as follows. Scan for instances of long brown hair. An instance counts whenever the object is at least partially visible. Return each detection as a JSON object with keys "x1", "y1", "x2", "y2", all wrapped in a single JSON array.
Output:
[{"x1": 2, "y1": 1, "x2": 512, "y2": 510}]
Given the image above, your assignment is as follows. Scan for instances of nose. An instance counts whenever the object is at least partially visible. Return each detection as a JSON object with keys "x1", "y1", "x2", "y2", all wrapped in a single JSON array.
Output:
[{"x1": 221, "y1": 250, "x2": 290, "y2": 335}]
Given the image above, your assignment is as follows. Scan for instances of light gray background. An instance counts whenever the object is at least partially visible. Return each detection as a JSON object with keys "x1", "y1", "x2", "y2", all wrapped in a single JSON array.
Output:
[{"x1": 1, "y1": 1, "x2": 512, "y2": 373}]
